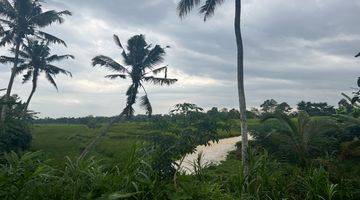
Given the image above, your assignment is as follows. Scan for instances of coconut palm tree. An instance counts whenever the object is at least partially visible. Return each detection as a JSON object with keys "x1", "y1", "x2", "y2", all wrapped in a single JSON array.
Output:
[
  {"x1": 0, "y1": 39, "x2": 74, "y2": 110},
  {"x1": 79, "y1": 34, "x2": 177, "y2": 159},
  {"x1": 0, "y1": 0, "x2": 71, "y2": 122},
  {"x1": 177, "y1": 0, "x2": 249, "y2": 176}
]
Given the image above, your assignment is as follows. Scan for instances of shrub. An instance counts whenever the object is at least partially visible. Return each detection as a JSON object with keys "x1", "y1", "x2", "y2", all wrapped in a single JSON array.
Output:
[
  {"x1": 0, "y1": 95, "x2": 32, "y2": 153},
  {"x1": 0, "y1": 151, "x2": 56, "y2": 199}
]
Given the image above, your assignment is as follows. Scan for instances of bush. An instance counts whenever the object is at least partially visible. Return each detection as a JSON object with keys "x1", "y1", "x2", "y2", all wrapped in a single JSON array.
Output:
[
  {"x1": 0, "y1": 151, "x2": 56, "y2": 199},
  {"x1": 0, "y1": 95, "x2": 32, "y2": 153}
]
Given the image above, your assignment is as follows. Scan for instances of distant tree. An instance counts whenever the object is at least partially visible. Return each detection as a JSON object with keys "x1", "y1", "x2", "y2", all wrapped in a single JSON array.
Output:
[
  {"x1": 177, "y1": 0, "x2": 250, "y2": 176},
  {"x1": 207, "y1": 107, "x2": 219, "y2": 116},
  {"x1": 275, "y1": 102, "x2": 292, "y2": 114},
  {"x1": 245, "y1": 110, "x2": 257, "y2": 119},
  {"x1": 228, "y1": 108, "x2": 240, "y2": 119},
  {"x1": 297, "y1": 101, "x2": 307, "y2": 111},
  {"x1": 297, "y1": 101, "x2": 335, "y2": 116},
  {"x1": 170, "y1": 103, "x2": 203, "y2": 115},
  {"x1": 260, "y1": 99, "x2": 278, "y2": 113},
  {"x1": 220, "y1": 108, "x2": 228, "y2": 113},
  {"x1": 0, "y1": 40, "x2": 73, "y2": 110},
  {"x1": 85, "y1": 116, "x2": 100, "y2": 130},
  {"x1": 80, "y1": 34, "x2": 177, "y2": 159},
  {"x1": 0, "y1": 0, "x2": 71, "y2": 122},
  {"x1": 250, "y1": 107, "x2": 261, "y2": 118}
]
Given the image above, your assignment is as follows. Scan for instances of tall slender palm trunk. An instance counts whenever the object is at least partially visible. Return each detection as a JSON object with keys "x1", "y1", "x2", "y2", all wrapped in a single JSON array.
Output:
[
  {"x1": 24, "y1": 75, "x2": 38, "y2": 110},
  {"x1": 79, "y1": 84, "x2": 140, "y2": 160},
  {"x1": 1, "y1": 41, "x2": 21, "y2": 123},
  {"x1": 78, "y1": 113, "x2": 125, "y2": 160},
  {"x1": 235, "y1": 0, "x2": 249, "y2": 178}
]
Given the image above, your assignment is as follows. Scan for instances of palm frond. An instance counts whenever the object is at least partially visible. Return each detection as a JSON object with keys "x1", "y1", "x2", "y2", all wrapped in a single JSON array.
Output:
[
  {"x1": 0, "y1": 18, "x2": 12, "y2": 26},
  {"x1": 0, "y1": 30, "x2": 14, "y2": 46},
  {"x1": 177, "y1": 0, "x2": 201, "y2": 18},
  {"x1": 45, "y1": 64, "x2": 72, "y2": 77},
  {"x1": 30, "y1": 10, "x2": 70, "y2": 27},
  {"x1": 45, "y1": 73, "x2": 58, "y2": 91},
  {"x1": 199, "y1": 0, "x2": 225, "y2": 21},
  {"x1": 121, "y1": 105, "x2": 135, "y2": 118},
  {"x1": 15, "y1": 49, "x2": 31, "y2": 59},
  {"x1": 58, "y1": 10, "x2": 72, "y2": 17},
  {"x1": 0, "y1": 0, "x2": 16, "y2": 19},
  {"x1": 143, "y1": 45, "x2": 165, "y2": 68},
  {"x1": 140, "y1": 95, "x2": 152, "y2": 116},
  {"x1": 104, "y1": 74, "x2": 127, "y2": 79},
  {"x1": 15, "y1": 64, "x2": 29, "y2": 76},
  {"x1": 151, "y1": 66, "x2": 167, "y2": 75},
  {"x1": 92, "y1": 55, "x2": 127, "y2": 73},
  {"x1": 113, "y1": 34, "x2": 124, "y2": 49},
  {"x1": 143, "y1": 76, "x2": 178, "y2": 86},
  {"x1": 261, "y1": 113, "x2": 298, "y2": 137},
  {"x1": 46, "y1": 54, "x2": 74, "y2": 62},
  {"x1": 0, "y1": 55, "x2": 16, "y2": 64},
  {"x1": 36, "y1": 31, "x2": 67, "y2": 46},
  {"x1": 22, "y1": 70, "x2": 33, "y2": 83}
]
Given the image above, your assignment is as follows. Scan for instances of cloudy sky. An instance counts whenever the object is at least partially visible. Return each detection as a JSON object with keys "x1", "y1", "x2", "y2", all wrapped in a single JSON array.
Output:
[{"x1": 0, "y1": 0, "x2": 359, "y2": 118}]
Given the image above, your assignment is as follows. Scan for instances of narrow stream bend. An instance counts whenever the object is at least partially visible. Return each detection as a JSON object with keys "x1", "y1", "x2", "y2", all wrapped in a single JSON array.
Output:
[{"x1": 178, "y1": 136, "x2": 243, "y2": 174}]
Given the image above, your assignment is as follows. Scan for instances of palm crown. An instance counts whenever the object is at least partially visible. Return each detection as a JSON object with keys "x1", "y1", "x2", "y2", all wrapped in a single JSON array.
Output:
[
  {"x1": 16, "y1": 40, "x2": 73, "y2": 88},
  {"x1": 92, "y1": 34, "x2": 177, "y2": 117},
  {"x1": 177, "y1": 0, "x2": 225, "y2": 21},
  {"x1": 0, "y1": 39, "x2": 73, "y2": 107},
  {"x1": 0, "y1": 0, "x2": 71, "y2": 46}
]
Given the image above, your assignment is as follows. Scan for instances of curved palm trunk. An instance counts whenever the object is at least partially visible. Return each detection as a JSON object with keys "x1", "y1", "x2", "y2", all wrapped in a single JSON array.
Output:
[
  {"x1": 1, "y1": 41, "x2": 21, "y2": 123},
  {"x1": 235, "y1": 0, "x2": 249, "y2": 178},
  {"x1": 24, "y1": 73, "x2": 38, "y2": 110},
  {"x1": 79, "y1": 85, "x2": 139, "y2": 160},
  {"x1": 78, "y1": 113, "x2": 125, "y2": 160}
]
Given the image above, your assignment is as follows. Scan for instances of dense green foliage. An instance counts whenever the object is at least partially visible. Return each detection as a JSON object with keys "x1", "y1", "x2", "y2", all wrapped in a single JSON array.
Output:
[
  {"x1": 0, "y1": 95, "x2": 32, "y2": 153},
  {"x1": 0, "y1": 102, "x2": 359, "y2": 199}
]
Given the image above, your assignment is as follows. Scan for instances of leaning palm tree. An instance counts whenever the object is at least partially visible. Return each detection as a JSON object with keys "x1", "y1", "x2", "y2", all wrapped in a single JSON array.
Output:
[
  {"x1": 177, "y1": 0, "x2": 249, "y2": 176},
  {"x1": 79, "y1": 34, "x2": 177, "y2": 159},
  {"x1": 0, "y1": 39, "x2": 73, "y2": 110},
  {"x1": 0, "y1": 0, "x2": 71, "y2": 122}
]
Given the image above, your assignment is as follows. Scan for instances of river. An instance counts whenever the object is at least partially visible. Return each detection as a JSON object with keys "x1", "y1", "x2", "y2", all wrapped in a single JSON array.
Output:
[{"x1": 178, "y1": 136, "x2": 243, "y2": 174}]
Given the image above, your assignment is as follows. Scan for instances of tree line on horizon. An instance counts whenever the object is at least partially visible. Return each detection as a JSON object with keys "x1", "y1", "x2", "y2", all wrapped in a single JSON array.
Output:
[{"x1": 32, "y1": 99, "x2": 344, "y2": 125}]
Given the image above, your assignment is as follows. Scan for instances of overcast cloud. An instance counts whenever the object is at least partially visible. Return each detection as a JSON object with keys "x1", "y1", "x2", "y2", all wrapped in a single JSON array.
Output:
[{"x1": 0, "y1": 0, "x2": 359, "y2": 117}]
